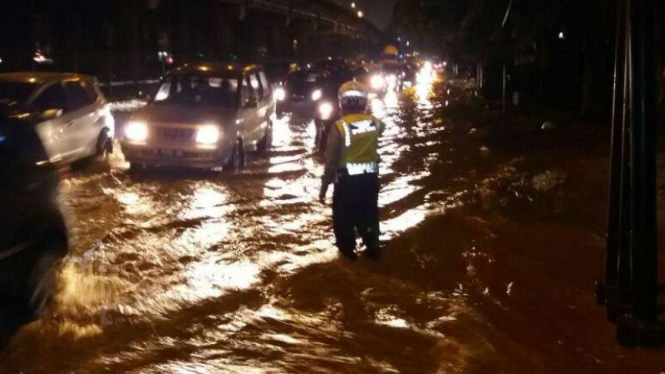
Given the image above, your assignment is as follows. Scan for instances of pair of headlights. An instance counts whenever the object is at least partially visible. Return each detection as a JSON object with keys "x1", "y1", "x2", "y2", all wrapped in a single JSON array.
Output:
[
  {"x1": 125, "y1": 122, "x2": 220, "y2": 145},
  {"x1": 273, "y1": 87, "x2": 322, "y2": 102}
]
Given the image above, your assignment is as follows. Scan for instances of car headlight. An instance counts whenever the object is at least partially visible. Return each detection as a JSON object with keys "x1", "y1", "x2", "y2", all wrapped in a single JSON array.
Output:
[
  {"x1": 274, "y1": 87, "x2": 286, "y2": 101},
  {"x1": 311, "y1": 89, "x2": 322, "y2": 101},
  {"x1": 125, "y1": 121, "x2": 148, "y2": 141},
  {"x1": 318, "y1": 102, "x2": 334, "y2": 120},
  {"x1": 370, "y1": 75, "x2": 384, "y2": 90},
  {"x1": 196, "y1": 124, "x2": 220, "y2": 144}
]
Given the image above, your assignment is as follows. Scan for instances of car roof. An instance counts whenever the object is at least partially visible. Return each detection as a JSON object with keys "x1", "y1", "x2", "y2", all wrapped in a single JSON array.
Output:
[
  {"x1": 0, "y1": 72, "x2": 94, "y2": 85},
  {"x1": 168, "y1": 63, "x2": 263, "y2": 78}
]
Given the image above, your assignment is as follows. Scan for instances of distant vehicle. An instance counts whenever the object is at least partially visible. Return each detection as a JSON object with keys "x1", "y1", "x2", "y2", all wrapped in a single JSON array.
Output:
[
  {"x1": 0, "y1": 73, "x2": 115, "y2": 165},
  {"x1": 0, "y1": 114, "x2": 69, "y2": 319},
  {"x1": 313, "y1": 88, "x2": 339, "y2": 150},
  {"x1": 274, "y1": 68, "x2": 335, "y2": 120},
  {"x1": 312, "y1": 58, "x2": 354, "y2": 84},
  {"x1": 355, "y1": 65, "x2": 386, "y2": 96},
  {"x1": 263, "y1": 61, "x2": 294, "y2": 86},
  {"x1": 122, "y1": 63, "x2": 274, "y2": 171}
]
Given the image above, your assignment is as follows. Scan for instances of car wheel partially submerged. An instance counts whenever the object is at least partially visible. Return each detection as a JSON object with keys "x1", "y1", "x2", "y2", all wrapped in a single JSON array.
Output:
[
  {"x1": 96, "y1": 129, "x2": 113, "y2": 157},
  {"x1": 257, "y1": 121, "x2": 272, "y2": 153},
  {"x1": 224, "y1": 138, "x2": 245, "y2": 172}
]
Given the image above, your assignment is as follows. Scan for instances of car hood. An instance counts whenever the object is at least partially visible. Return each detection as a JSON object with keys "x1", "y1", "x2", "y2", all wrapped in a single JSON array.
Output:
[{"x1": 132, "y1": 104, "x2": 237, "y2": 127}]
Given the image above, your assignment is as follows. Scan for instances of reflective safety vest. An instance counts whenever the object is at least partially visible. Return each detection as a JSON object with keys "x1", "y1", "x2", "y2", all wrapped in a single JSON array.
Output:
[{"x1": 335, "y1": 114, "x2": 380, "y2": 176}]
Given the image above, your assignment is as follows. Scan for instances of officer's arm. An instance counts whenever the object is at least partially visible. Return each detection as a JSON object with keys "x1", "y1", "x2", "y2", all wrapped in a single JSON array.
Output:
[
  {"x1": 374, "y1": 117, "x2": 386, "y2": 136},
  {"x1": 319, "y1": 125, "x2": 342, "y2": 201}
]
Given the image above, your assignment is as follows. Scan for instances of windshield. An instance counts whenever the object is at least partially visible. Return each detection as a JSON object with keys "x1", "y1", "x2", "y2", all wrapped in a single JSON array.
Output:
[
  {"x1": 154, "y1": 76, "x2": 239, "y2": 108},
  {"x1": 286, "y1": 71, "x2": 326, "y2": 87},
  {"x1": 0, "y1": 81, "x2": 36, "y2": 106}
]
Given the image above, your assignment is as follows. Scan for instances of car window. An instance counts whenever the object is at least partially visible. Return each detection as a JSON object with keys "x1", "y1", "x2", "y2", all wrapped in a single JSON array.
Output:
[
  {"x1": 63, "y1": 81, "x2": 93, "y2": 111},
  {"x1": 0, "y1": 82, "x2": 37, "y2": 106},
  {"x1": 259, "y1": 71, "x2": 272, "y2": 92},
  {"x1": 32, "y1": 83, "x2": 67, "y2": 112},
  {"x1": 249, "y1": 73, "x2": 263, "y2": 99},
  {"x1": 241, "y1": 75, "x2": 258, "y2": 105},
  {"x1": 154, "y1": 76, "x2": 238, "y2": 108},
  {"x1": 80, "y1": 80, "x2": 99, "y2": 103},
  {"x1": 258, "y1": 71, "x2": 270, "y2": 95}
]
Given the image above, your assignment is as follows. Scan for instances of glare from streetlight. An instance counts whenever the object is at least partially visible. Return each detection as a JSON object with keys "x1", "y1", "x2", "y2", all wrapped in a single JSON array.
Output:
[
  {"x1": 351, "y1": 2, "x2": 356, "y2": 8},
  {"x1": 357, "y1": 10, "x2": 363, "y2": 18}
]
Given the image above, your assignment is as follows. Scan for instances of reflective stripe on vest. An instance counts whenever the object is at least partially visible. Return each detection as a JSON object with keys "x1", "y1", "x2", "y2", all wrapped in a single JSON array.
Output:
[
  {"x1": 347, "y1": 161, "x2": 379, "y2": 176},
  {"x1": 336, "y1": 115, "x2": 380, "y2": 175},
  {"x1": 340, "y1": 120, "x2": 352, "y2": 147}
]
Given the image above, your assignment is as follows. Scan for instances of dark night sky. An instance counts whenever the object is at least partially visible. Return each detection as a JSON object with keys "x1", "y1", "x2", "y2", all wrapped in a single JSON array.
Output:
[{"x1": 356, "y1": 0, "x2": 399, "y2": 30}]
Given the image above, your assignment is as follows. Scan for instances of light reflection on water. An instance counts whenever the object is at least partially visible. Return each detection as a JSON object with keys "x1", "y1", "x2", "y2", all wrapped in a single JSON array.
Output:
[{"x1": 1, "y1": 80, "x2": 481, "y2": 374}]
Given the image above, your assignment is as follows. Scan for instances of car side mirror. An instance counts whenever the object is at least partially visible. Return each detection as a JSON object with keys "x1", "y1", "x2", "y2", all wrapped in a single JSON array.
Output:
[
  {"x1": 40, "y1": 108, "x2": 63, "y2": 120},
  {"x1": 243, "y1": 97, "x2": 258, "y2": 109}
]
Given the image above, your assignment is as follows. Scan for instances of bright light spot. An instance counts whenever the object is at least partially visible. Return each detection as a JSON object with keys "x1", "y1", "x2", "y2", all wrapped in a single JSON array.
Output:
[
  {"x1": 198, "y1": 65, "x2": 210, "y2": 71},
  {"x1": 371, "y1": 74, "x2": 385, "y2": 90},
  {"x1": 558, "y1": 31, "x2": 565, "y2": 40},
  {"x1": 195, "y1": 124, "x2": 220, "y2": 144},
  {"x1": 125, "y1": 121, "x2": 148, "y2": 141},
  {"x1": 227, "y1": 65, "x2": 234, "y2": 70},
  {"x1": 406, "y1": 41, "x2": 410, "y2": 47},
  {"x1": 274, "y1": 87, "x2": 286, "y2": 101},
  {"x1": 351, "y1": 2, "x2": 356, "y2": 8},
  {"x1": 357, "y1": 10, "x2": 363, "y2": 18},
  {"x1": 311, "y1": 89, "x2": 322, "y2": 101},
  {"x1": 318, "y1": 101, "x2": 334, "y2": 120}
]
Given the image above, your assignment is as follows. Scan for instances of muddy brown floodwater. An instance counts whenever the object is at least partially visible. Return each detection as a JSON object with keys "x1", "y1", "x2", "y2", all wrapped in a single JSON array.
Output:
[{"x1": 1, "y1": 80, "x2": 664, "y2": 374}]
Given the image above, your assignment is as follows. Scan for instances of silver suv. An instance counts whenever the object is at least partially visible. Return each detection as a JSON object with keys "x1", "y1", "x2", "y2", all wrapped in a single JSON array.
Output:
[{"x1": 122, "y1": 63, "x2": 275, "y2": 171}]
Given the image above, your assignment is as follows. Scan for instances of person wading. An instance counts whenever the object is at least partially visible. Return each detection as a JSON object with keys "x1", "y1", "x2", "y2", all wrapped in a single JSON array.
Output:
[{"x1": 319, "y1": 81, "x2": 384, "y2": 260}]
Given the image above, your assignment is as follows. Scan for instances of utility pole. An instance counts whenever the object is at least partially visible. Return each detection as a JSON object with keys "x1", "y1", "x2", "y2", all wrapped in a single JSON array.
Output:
[{"x1": 597, "y1": 0, "x2": 663, "y2": 348}]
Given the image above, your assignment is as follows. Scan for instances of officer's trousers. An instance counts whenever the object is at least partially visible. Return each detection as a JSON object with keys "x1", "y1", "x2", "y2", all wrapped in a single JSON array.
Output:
[{"x1": 332, "y1": 172, "x2": 380, "y2": 254}]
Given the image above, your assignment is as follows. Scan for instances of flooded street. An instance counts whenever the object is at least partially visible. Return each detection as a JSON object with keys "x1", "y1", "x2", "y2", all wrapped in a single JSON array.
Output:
[{"x1": 1, "y1": 81, "x2": 664, "y2": 374}]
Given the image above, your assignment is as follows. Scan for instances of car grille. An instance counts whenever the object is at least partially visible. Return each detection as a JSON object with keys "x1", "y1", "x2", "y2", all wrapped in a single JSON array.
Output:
[{"x1": 156, "y1": 127, "x2": 195, "y2": 141}]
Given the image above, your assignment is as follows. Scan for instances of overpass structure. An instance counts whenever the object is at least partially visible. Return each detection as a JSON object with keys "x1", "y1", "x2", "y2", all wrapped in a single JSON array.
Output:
[
  {"x1": 0, "y1": 0, "x2": 384, "y2": 81},
  {"x1": 235, "y1": 0, "x2": 382, "y2": 40}
]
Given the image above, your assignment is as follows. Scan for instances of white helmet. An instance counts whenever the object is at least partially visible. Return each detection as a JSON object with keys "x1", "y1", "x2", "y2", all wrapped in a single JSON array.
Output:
[{"x1": 338, "y1": 81, "x2": 369, "y2": 113}]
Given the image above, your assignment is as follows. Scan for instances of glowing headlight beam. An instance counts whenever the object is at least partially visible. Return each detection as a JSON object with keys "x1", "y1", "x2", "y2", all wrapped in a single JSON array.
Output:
[
  {"x1": 311, "y1": 89, "x2": 322, "y2": 101},
  {"x1": 274, "y1": 87, "x2": 286, "y2": 101},
  {"x1": 196, "y1": 124, "x2": 221, "y2": 144},
  {"x1": 125, "y1": 121, "x2": 148, "y2": 141},
  {"x1": 371, "y1": 75, "x2": 385, "y2": 90},
  {"x1": 318, "y1": 102, "x2": 334, "y2": 120}
]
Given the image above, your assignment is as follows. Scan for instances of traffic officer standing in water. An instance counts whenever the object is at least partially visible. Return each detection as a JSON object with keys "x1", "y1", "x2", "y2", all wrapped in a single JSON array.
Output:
[{"x1": 319, "y1": 81, "x2": 384, "y2": 260}]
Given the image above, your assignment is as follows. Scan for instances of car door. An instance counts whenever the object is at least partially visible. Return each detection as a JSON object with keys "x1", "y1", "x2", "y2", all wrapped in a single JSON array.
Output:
[
  {"x1": 255, "y1": 71, "x2": 272, "y2": 138},
  {"x1": 62, "y1": 80, "x2": 99, "y2": 160},
  {"x1": 239, "y1": 74, "x2": 260, "y2": 147},
  {"x1": 30, "y1": 82, "x2": 73, "y2": 163}
]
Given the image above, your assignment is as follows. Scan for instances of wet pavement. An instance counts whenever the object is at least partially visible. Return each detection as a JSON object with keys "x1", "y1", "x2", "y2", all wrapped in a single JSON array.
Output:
[{"x1": 1, "y1": 80, "x2": 664, "y2": 374}]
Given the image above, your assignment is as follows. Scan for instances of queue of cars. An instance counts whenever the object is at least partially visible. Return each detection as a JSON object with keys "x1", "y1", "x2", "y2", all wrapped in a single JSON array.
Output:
[
  {"x1": 271, "y1": 57, "x2": 417, "y2": 150},
  {"x1": 0, "y1": 56, "x2": 433, "y2": 323}
]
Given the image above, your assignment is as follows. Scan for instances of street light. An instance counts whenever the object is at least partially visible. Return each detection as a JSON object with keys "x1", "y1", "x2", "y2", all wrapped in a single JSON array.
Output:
[
  {"x1": 406, "y1": 41, "x2": 410, "y2": 47},
  {"x1": 351, "y1": 2, "x2": 356, "y2": 8},
  {"x1": 357, "y1": 10, "x2": 363, "y2": 18}
]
